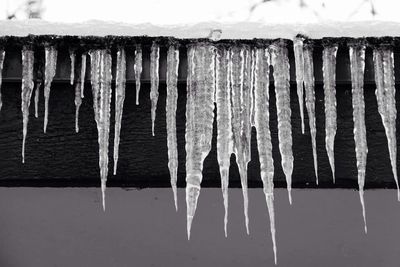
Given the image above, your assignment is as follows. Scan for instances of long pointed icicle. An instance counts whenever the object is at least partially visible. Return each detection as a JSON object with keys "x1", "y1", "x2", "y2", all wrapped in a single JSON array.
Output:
[
  {"x1": 254, "y1": 47, "x2": 277, "y2": 265},
  {"x1": 43, "y1": 46, "x2": 58, "y2": 133},
  {"x1": 21, "y1": 47, "x2": 35, "y2": 164},
  {"x1": 185, "y1": 44, "x2": 215, "y2": 240},
  {"x1": 322, "y1": 44, "x2": 338, "y2": 182},
  {"x1": 90, "y1": 49, "x2": 112, "y2": 211},
  {"x1": 150, "y1": 42, "x2": 160, "y2": 136},
  {"x1": 270, "y1": 41, "x2": 294, "y2": 204},
  {"x1": 349, "y1": 43, "x2": 368, "y2": 233},
  {"x1": 303, "y1": 43, "x2": 318, "y2": 184},
  {"x1": 215, "y1": 46, "x2": 233, "y2": 237},
  {"x1": 166, "y1": 45, "x2": 180, "y2": 211},
  {"x1": 69, "y1": 49, "x2": 75, "y2": 85},
  {"x1": 74, "y1": 77, "x2": 82, "y2": 133},
  {"x1": 373, "y1": 46, "x2": 399, "y2": 201},
  {"x1": 113, "y1": 47, "x2": 126, "y2": 175},
  {"x1": 134, "y1": 45, "x2": 142, "y2": 105},
  {"x1": 0, "y1": 50, "x2": 5, "y2": 111},
  {"x1": 293, "y1": 37, "x2": 305, "y2": 134},
  {"x1": 80, "y1": 53, "x2": 87, "y2": 99},
  {"x1": 230, "y1": 45, "x2": 252, "y2": 234},
  {"x1": 250, "y1": 48, "x2": 256, "y2": 127}
]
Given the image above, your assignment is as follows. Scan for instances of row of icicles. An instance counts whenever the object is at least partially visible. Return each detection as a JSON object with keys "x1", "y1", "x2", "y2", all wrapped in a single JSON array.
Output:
[{"x1": 1, "y1": 38, "x2": 398, "y2": 265}]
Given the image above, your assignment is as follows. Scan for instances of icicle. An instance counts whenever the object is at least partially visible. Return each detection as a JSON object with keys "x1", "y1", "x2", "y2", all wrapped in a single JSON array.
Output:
[
  {"x1": 113, "y1": 47, "x2": 126, "y2": 175},
  {"x1": 270, "y1": 41, "x2": 294, "y2": 204},
  {"x1": 34, "y1": 81, "x2": 41, "y2": 118},
  {"x1": 166, "y1": 45, "x2": 180, "y2": 211},
  {"x1": 0, "y1": 50, "x2": 5, "y2": 111},
  {"x1": 215, "y1": 46, "x2": 233, "y2": 237},
  {"x1": 43, "y1": 46, "x2": 58, "y2": 133},
  {"x1": 80, "y1": 53, "x2": 87, "y2": 98},
  {"x1": 150, "y1": 42, "x2": 160, "y2": 136},
  {"x1": 293, "y1": 37, "x2": 305, "y2": 134},
  {"x1": 230, "y1": 45, "x2": 252, "y2": 234},
  {"x1": 185, "y1": 44, "x2": 215, "y2": 240},
  {"x1": 254, "y1": 47, "x2": 277, "y2": 265},
  {"x1": 303, "y1": 43, "x2": 318, "y2": 184},
  {"x1": 21, "y1": 47, "x2": 35, "y2": 164},
  {"x1": 349, "y1": 43, "x2": 368, "y2": 233},
  {"x1": 322, "y1": 44, "x2": 338, "y2": 182},
  {"x1": 134, "y1": 45, "x2": 142, "y2": 105},
  {"x1": 250, "y1": 48, "x2": 256, "y2": 127},
  {"x1": 90, "y1": 49, "x2": 112, "y2": 211},
  {"x1": 373, "y1": 46, "x2": 399, "y2": 201},
  {"x1": 74, "y1": 79, "x2": 81, "y2": 133},
  {"x1": 69, "y1": 49, "x2": 75, "y2": 85}
]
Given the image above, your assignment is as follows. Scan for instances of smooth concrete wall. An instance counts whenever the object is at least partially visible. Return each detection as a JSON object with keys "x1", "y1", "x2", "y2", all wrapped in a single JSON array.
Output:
[{"x1": 0, "y1": 188, "x2": 399, "y2": 267}]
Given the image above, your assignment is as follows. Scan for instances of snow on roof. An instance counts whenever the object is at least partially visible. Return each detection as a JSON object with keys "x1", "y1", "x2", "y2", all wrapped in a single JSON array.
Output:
[{"x1": 1, "y1": 20, "x2": 400, "y2": 39}]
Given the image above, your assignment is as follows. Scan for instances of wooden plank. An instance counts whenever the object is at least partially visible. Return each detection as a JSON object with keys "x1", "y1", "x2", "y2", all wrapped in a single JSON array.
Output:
[{"x1": 0, "y1": 46, "x2": 398, "y2": 188}]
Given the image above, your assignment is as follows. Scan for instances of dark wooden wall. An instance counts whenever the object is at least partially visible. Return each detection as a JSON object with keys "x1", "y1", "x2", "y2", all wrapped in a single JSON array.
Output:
[{"x1": 0, "y1": 44, "x2": 398, "y2": 189}]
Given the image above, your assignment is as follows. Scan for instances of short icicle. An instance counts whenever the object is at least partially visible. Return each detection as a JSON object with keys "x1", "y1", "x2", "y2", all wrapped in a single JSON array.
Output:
[
  {"x1": 69, "y1": 49, "x2": 75, "y2": 85},
  {"x1": 373, "y1": 45, "x2": 399, "y2": 201},
  {"x1": 43, "y1": 46, "x2": 58, "y2": 133},
  {"x1": 134, "y1": 45, "x2": 142, "y2": 105},
  {"x1": 21, "y1": 47, "x2": 35, "y2": 164},
  {"x1": 166, "y1": 44, "x2": 180, "y2": 211},
  {"x1": 150, "y1": 42, "x2": 160, "y2": 136},
  {"x1": 80, "y1": 53, "x2": 87, "y2": 98},
  {"x1": 303, "y1": 42, "x2": 318, "y2": 184},
  {"x1": 90, "y1": 49, "x2": 112, "y2": 211},
  {"x1": 185, "y1": 44, "x2": 215, "y2": 240},
  {"x1": 215, "y1": 45, "x2": 233, "y2": 237},
  {"x1": 270, "y1": 40, "x2": 294, "y2": 204},
  {"x1": 230, "y1": 45, "x2": 252, "y2": 234},
  {"x1": 254, "y1": 47, "x2": 277, "y2": 264},
  {"x1": 113, "y1": 47, "x2": 127, "y2": 175},
  {"x1": 0, "y1": 50, "x2": 5, "y2": 111},
  {"x1": 349, "y1": 42, "x2": 368, "y2": 233},
  {"x1": 293, "y1": 36, "x2": 305, "y2": 134},
  {"x1": 322, "y1": 43, "x2": 338, "y2": 182}
]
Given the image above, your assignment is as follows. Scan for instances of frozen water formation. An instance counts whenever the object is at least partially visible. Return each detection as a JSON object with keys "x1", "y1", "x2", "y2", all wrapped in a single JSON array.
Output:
[
  {"x1": 270, "y1": 40, "x2": 293, "y2": 204},
  {"x1": 0, "y1": 49, "x2": 5, "y2": 111},
  {"x1": 89, "y1": 49, "x2": 112, "y2": 211},
  {"x1": 322, "y1": 43, "x2": 338, "y2": 182},
  {"x1": 43, "y1": 45, "x2": 57, "y2": 133},
  {"x1": 373, "y1": 45, "x2": 399, "y2": 201},
  {"x1": 185, "y1": 43, "x2": 215, "y2": 240},
  {"x1": 113, "y1": 47, "x2": 126, "y2": 175},
  {"x1": 150, "y1": 42, "x2": 160, "y2": 136},
  {"x1": 166, "y1": 44, "x2": 180, "y2": 211},
  {"x1": 349, "y1": 42, "x2": 368, "y2": 234},
  {"x1": 134, "y1": 45, "x2": 143, "y2": 105},
  {"x1": 293, "y1": 37, "x2": 305, "y2": 134}
]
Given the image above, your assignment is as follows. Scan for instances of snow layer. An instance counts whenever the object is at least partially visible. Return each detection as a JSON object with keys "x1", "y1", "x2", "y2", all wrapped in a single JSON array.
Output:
[{"x1": 2, "y1": 20, "x2": 400, "y2": 39}]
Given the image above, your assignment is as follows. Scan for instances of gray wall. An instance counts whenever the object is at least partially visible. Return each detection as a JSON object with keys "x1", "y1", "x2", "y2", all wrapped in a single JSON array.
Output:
[{"x1": 0, "y1": 188, "x2": 399, "y2": 267}]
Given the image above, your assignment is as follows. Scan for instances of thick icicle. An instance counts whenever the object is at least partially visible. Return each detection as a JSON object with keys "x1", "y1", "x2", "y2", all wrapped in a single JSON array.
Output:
[
  {"x1": 270, "y1": 41, "x2": 294, "y2": 204},
  {"x1": 150, "y1": 42, "x2": 160, "y2": 136},
  {"x1": 322, "y1": 44, "x2": 338, "y2": 182},
  {"x1": 113, "y1": 47, "x2": 126, "y2": 175},
  {"x1": 215, "y1": 46, "x2": 233, "y2": 237},
  {"x1": 373, "y1": 46, "x2": 399, "y2": 201},
  {"x1": 0, "y1": 50, "x2": 5, "y2": 111},
  {"x1": 21, "y1": 47, "x2": 35, "y2": 164},
  {"x1": 69, "y1": 49, "x2": 75, "y2": 85},
  {"x1": 230, "y1": 45, "x2": 252, "y2": 234},
  {"x1": 349, "y1": 43, "x2": 368, "y2": 233},
  {"x1": 134, "y1": 45, "x2": 142, "y2": 105},
  {"x1": 43, "y1": 46, "x2": 58, "y2": 133},
  {"x1": 293, "y1": 37, "x2": 305, "y2": 134},
  {"x1": 166, "y1": 45, "x2": 179, "y2": 211},
  {"x1": 90, "y1": 49, "x2": 112, "y2": 211},
  {"x1": 185, "y1": 44, "x2": 215, "y2": 240},
  {"x1": 74, "y1": 56, "x2": 82, "y2": 133},
  {"x1": 303, "y1": 43, "x2": 318, "y2": 184},
  {"x1": 34, "y1": 81, "x2": 41, "y2": 118},
  {"x1": 254, "y1": 47, "x2": 277, "y2": 265},
  {"x1": 250, "y1": 48, "x2": 256, "y2": 127},
  {"x1": 80, "y1": 53, "x2": 87, "y2": 98}
]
